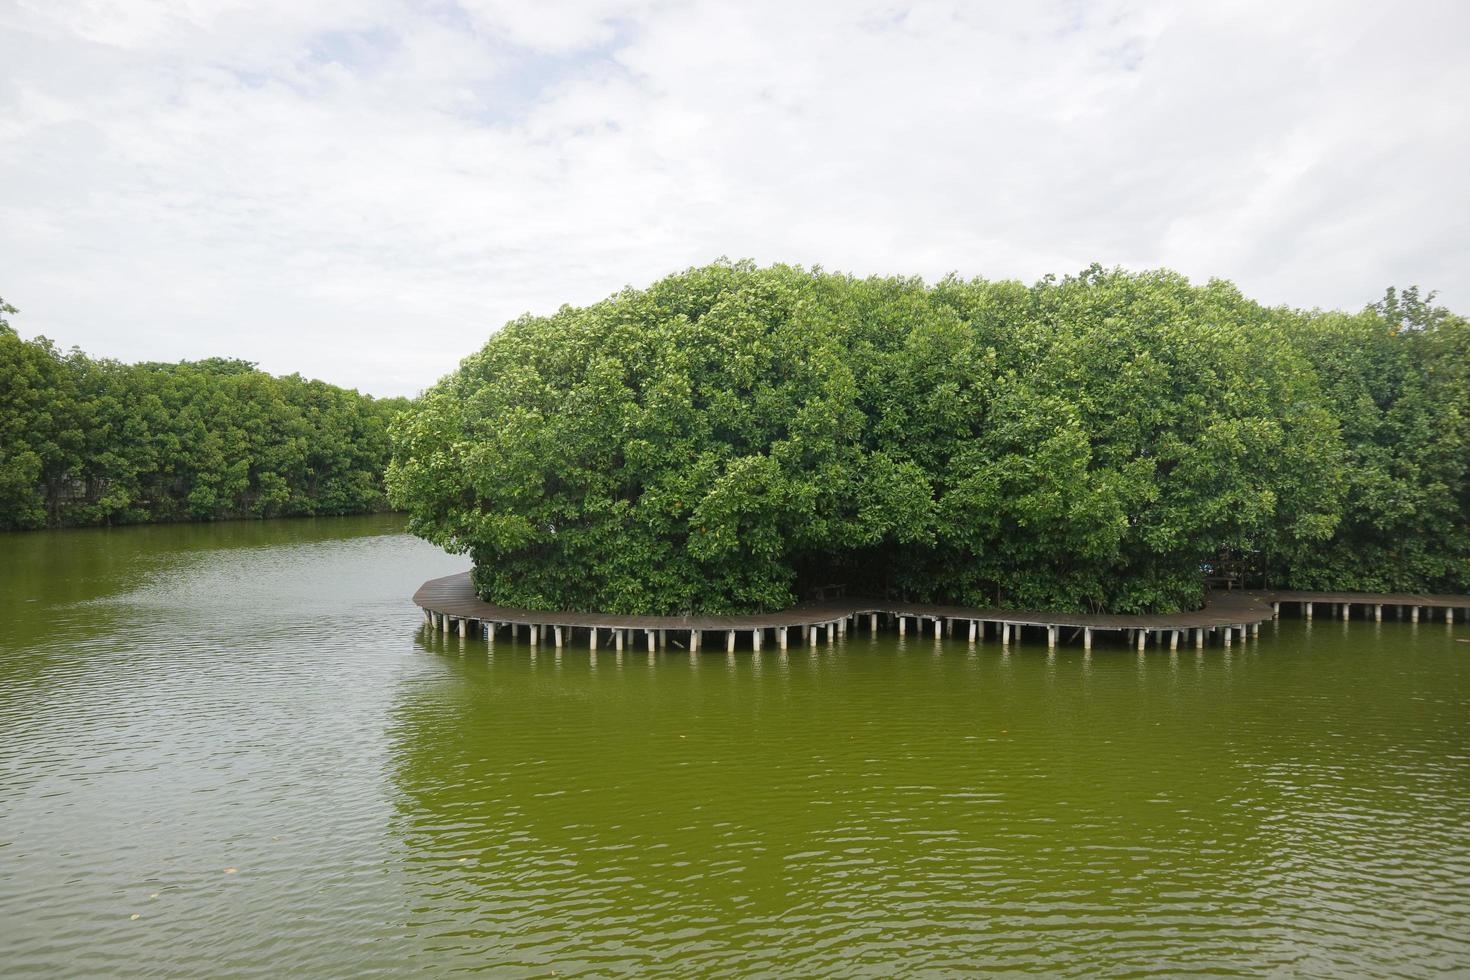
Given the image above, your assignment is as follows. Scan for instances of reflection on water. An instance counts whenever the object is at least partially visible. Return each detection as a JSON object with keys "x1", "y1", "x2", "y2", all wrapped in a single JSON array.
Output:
[{"x1": 1, "y1": 517, "x2": 1468, "y2": 975}]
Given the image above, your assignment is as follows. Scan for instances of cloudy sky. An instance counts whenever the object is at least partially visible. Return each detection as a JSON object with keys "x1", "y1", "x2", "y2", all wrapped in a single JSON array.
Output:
[{"x1": 2, "y1": 1, "x2": 1466, "y2": 396}]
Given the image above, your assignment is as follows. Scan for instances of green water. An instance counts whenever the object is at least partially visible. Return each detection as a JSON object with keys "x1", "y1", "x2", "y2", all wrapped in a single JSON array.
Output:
[{"x1": 2, "y1": 516, "x2": 1468, "y2": 976}]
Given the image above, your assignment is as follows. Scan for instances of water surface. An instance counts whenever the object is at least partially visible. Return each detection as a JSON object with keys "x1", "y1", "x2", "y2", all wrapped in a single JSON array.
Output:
[{"x1": 2, "y1": 516, "x2": 1468, "y2": 975}]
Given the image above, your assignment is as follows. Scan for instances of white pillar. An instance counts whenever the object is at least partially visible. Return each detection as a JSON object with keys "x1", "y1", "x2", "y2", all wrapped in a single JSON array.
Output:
[
  {"x1": 1002, "y1": 623, "x2": 1011, "y2": 644},
  {"x1": 837, "y1": 618, "x2": 846, "y2": 637},
  {"x1": 1170, "y1": 630, "x2": 1179, "y2": 650},
  {"x1": 1447, "y1": 608, "x2": 1455, "y2": 625},
  {"x1": 898, "y1": 617, "x2": 907, "y2": 637},
  {"x1": 753, "y1": 629, "x2": 762, "y2": 650},
  {"x1": 590, "y1": 628, "x2": 598, "y2": 650},
  {"x1": 1272, "y1": 602, "x2": 1280, "y2": 618},
  {"x1": 727, "y1": 630, "x2": 736, "y2": 653},
  {"x1": 968, "y1": 620, "x2": 977, "y2": 642},
  {"x1": 778, "y1": 627, "x2": 788, "y2": 650},
  {"x1": 615, "y1": 629, "x2": 624, "y2": 651},
  {"x1": 1412, "y1": 606, "x2": 1420, "y2": 623},
  {"x1": 1084, "y1": 627, "x2": 1092, "y2": 650},
  {"x1": 810, "y1": 623, "x2": 818, "y2": 647},
  {"x1": 1305, "y1": 602, "x2": 1313, "y2": 620},
  {"x1": 1375, "y1": 604, "x2": 1383, "y2": 622},
  {"x1": 1195, "y1": 628, "x2": 1204, "y2": 648},
  {"x1": 870, "y1": 613, "x2": 878, "y2": 633},
  {"x1": 1341, "y1": 603, "x2": 1350, "y2": 621},
  {"x1": 690, "y1": 630, "x2": 699, "y2": 652},
  {"x1": 530, "y1": 624, "x2": 540, "y2": 646},
  {"x1": 554, "y1": 626, "x2": 563, "y2": 648},
  {"x1": 1048, "y1": 626, "x2": 1058, "y2": 648},
  {"x1": 1136, "y1": 629, "x2": 1146, "y2": 651},
  {"x1": 1223, "y1": 626, "x2": 1232, "y2": 647}
]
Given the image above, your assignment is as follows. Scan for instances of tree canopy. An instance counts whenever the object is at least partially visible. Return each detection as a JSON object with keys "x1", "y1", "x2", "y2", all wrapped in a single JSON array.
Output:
[
  {"x1": 0, "y1": 307, "x2": 407, "y2": 529},
  {"x1": 388, "y1": 262, "x2": 1468, "y2": 615}
]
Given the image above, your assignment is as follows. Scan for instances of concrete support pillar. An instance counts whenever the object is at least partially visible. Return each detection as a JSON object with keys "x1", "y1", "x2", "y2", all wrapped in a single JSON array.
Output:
[
  {"x1": 1048, "y1": 626, "x2": 1058, "y2": 648},
  {"x1": 727, "y1": 630, "x2": 736, "y2": 653},
  {"x1": 778, "y1": 627, "x2": 788, "y2": 650},
  {"x1": 837, "y1": 618, "x2": 847, "y2": 638},
  {"x1": 1170, "y1": 630, "x2": 1179, "y2": 651},
  {"x1": 614, "y1": 629, "x2": 624, "y2": 651},
  {"x1": 1305, "y1": 602, "x2": 1313, "y2": 620},
  {"x1": 828, "y1": 622, "x2": 837, "y2": 645},
  {"x1": 809, "y1": 623, "x2": 818, "y2": 647},
  {"x1": 753, "y1": 629, "x2": 762, "y2": 651},
  {"x1": 899, "y1": 617, "x2": 907, "y2": 637},
  {"x1": 1447, "y1": 608, "x2": 1455, "y2": 625},
  {"x1": 1223, "y1": 626, "x2": 1232, "y2": 647},
  {"x1": 590, "y1": 628, "x2": 598, "y2": 650},
  {"x1": 1084, "y1": 627, "x2": 1092, "y2": 650},
  {"x1": 1272, "y1": 602, "x2": 1280, "y2": 618},
  {"x1": 440, "y1": 613, "x2": 448, "y2": 634},
  {"x1": 554, "y1": 626, "x2": 563, "y2": 648},
  {"x1": 1195, "y1": 628, "x2": 1204, "y2": 649},
  {"x1": 968, "y1": 620, "x2": 978, "y2": 642},
  {"x1": 1412, "y1": 606, "x2": 1420, "y2": 623},
  {"x1": 1136, "y1": 629, "x2": 1146, "y2": 651},
  {"x1": 870, "y1": 613, "x2": 878, "y2": 633},
  {"x1": 689, "y1": 630, "x2": 699, "y2": 652},
  {"x1": 1342, "y1": 603, "x2": 1350, "y2": 621},
  {"x1": 659, "y1": 629, "x2": 667, "y2": 649},
  {"x1": 1002, "y1": 623, "x2": 1012, "y2": 644},
  {"x1": 530, "y1": 624, "x2": 540, "y2": 646},
  {"x1": 1375, "y1": 604, "x2": 1383, "y2": 622},
  {"x1": 646, "y1": 630, "x2": 655, "y2": 653},
  {"x1": 1252, "y1": 622, "x2": 1261, "y2": 637}
]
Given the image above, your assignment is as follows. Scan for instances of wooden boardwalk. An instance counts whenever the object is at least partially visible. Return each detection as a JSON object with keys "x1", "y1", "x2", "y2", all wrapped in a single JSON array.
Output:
[
  {"x1": 411, "y1": 572, "x2": 1468, "y2": 652},
  {"x1": 1255, "y1": 590, "x2": 1470, "y2": 624}
]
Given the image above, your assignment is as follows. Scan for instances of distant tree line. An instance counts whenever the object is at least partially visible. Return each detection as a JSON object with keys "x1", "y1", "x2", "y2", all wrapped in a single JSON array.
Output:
[
  {"x1": 0, "y1": 297, "x2": 407, "y2": 530},
  {"x1": 390, "y1": 262, "x2": 1470, "y2": 615}
]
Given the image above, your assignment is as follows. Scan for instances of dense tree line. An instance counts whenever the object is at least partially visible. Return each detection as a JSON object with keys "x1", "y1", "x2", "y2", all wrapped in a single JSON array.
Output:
[
  {"x1": 0, "y1": 297, "x2": 407, "y2": 529},
  {"x1": 390, "y1": 263, "x2": 1469, "y2": 615}
]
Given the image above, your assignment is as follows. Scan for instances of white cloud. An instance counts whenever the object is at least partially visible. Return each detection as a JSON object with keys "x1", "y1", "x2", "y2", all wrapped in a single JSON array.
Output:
[{"x1": 1, "y1": 0, "x2": 1466, "y2": 395}]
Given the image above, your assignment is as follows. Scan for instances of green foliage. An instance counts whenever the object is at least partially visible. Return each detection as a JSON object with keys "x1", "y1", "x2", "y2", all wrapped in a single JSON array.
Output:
[
  {"x1": 0, "y1": 302, "x2": 407, "y2": 530},
  {"x1": 391, "y1": 261, "x2": 1464, "y2": 615},
  {"x1": 1273, "y1": 289, "x2": 1470, "y2": 591}
]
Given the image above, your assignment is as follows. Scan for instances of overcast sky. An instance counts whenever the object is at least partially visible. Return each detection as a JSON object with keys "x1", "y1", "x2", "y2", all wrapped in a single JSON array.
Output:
[{"x1": 2, "y1": 1, "x2": 1466, "y2": 397}]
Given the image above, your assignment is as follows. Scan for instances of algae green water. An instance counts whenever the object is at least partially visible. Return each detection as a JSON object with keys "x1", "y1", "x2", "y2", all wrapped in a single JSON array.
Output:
[{"x1": 2, "y1": 515, "x2": 1468, "y2": 976}]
